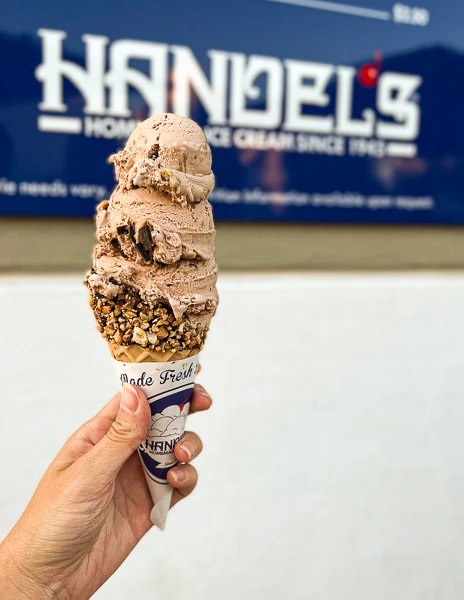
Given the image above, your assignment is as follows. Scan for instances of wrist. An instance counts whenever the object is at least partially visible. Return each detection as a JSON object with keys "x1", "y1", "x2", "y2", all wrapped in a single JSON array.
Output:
[{"x1": 0, "y1": 537, "x2": 68, "y2": 600}]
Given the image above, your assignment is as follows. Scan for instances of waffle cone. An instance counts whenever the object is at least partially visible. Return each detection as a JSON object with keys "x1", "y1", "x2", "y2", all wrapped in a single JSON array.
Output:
[{"x1": 109, "y1": 341, "x2": 200, "y2": 363}]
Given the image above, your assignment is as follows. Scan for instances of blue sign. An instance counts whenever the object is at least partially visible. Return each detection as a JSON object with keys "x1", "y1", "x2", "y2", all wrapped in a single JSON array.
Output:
[{"x1": 0, "y1": 0, "x2": 462, "y2": 223}]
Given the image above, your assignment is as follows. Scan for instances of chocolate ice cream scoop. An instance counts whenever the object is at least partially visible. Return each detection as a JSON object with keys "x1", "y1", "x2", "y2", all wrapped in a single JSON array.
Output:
[
  {"x1": 110, "y1": 112, "x2": 215, "y2": 205},
  {"x1": 86, "y1": 113, "x2": 218, "y2": 359}
]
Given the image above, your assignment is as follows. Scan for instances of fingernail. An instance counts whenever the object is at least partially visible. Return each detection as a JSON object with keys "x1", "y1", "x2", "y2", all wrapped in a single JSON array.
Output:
[
  {"x1": 180, "y1": 440, "x2": 196, "y2": 459},
  {"x1": 196, "y1": 384, "x2": 211, "y2": 399},
  {"x1": 170, "y1": 468, "x2": 186, "y2": 484},
  {"x1": 121, "y1": 384, "x2": 139, "y2": 413}
]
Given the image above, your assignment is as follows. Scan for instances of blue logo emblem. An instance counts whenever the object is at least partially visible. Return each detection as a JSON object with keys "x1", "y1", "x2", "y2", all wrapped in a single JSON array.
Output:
[{"x1": 138, "y1": 386, "x2": 194, "y2": 484}]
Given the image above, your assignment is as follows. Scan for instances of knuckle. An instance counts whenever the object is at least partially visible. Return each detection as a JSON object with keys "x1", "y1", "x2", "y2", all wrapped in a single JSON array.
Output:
[{"x1": 106, "y1": 415, "x2": 141, "y2": 444}]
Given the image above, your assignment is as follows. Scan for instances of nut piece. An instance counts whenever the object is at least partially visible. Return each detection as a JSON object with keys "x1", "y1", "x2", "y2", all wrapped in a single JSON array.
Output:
[
  {"x1": 147, "y1": 332, "x2": 158, "y2": 345},
  {"x1": 157, "y1": 327, "x2": 169, "y2": 339},
  {"x1": 87, "y1": 283, "x2": 209, "y2": 353},
  {"x1": 132, "y1": 326, "x2": 148, "y2": 347}
]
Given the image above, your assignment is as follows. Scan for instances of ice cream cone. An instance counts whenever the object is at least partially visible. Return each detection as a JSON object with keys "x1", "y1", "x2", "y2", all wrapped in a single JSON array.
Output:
[
  {"x1": 86, "y1": 113, "x2": 218, "y2": 530},
  {"x1": 109, "y1": 341, "x2": 200, "y2": 363},
  {"x1": 114, "y1": 352, "x2": 200, "y2": 530},
  {"x1": 111, "y1": 342, "x2": 201, "y2": 527}
]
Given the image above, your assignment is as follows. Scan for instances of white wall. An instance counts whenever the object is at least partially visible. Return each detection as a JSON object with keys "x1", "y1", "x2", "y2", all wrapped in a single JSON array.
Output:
[{"x1": 1, "y1": 273, "x2": 464, "y2": 600}]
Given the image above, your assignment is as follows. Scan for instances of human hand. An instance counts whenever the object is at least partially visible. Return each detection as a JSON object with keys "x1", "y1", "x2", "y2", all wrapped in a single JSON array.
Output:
[{"x1": 0, "y1": 383, "x2": 212, "y2": 600}]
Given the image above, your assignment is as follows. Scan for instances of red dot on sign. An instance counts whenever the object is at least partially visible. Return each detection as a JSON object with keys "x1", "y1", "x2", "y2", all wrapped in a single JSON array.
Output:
[
  {"x1": 358, "y1": 65, "x2": 379, "y2": 88},
  {"x1": 358, "y1": 51, "x2": 383, "y2": 89},
  {"x1": 179, "y1": 403, "x2": 184, "y2": 410}
]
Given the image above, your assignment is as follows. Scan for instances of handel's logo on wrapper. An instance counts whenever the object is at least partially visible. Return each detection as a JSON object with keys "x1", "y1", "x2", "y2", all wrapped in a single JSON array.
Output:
[
  {"x1": 139, "y1": 390, "x2": 191, "y2": 484},
  {"x1": 116, "y1": 356, "x2": 199, "y2": 485}
]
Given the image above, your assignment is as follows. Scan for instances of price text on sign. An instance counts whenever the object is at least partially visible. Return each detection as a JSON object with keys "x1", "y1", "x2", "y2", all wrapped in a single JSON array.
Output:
[{"x1": 392, "y1": 3, "x2": 430, "y2": 27}]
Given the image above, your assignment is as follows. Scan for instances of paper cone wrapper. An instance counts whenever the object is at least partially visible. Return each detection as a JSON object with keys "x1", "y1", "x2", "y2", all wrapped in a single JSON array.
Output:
[{"x1": 114, "y1": 353, "x2": 200, "y2": 530}]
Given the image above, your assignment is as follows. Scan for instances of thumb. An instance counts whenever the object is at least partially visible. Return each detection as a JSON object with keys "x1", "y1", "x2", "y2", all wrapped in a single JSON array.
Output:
[{"x1": 82, "y1": 384, "x2": 151, "y2": 485}]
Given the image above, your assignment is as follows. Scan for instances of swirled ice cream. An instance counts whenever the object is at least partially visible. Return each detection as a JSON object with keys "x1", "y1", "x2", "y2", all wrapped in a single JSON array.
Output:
[{"x1": 86, "y1": 113, "x2": 218, "y2": 361}]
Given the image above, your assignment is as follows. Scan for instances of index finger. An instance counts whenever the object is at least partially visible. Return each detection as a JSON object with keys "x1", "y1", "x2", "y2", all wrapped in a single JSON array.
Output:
[{"x1": 189, "y1": 384, "x2": 212, "y2": 414}]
